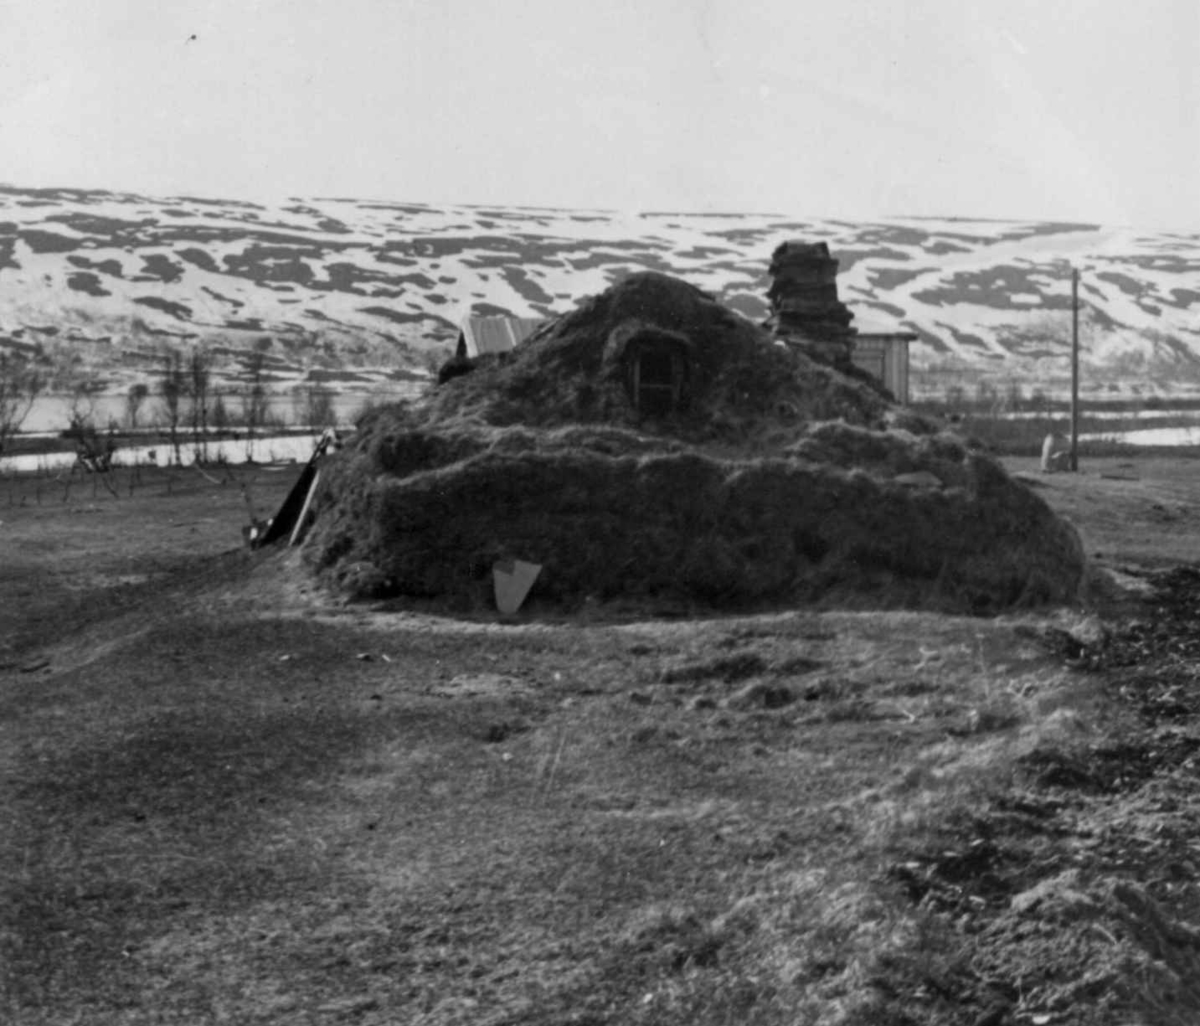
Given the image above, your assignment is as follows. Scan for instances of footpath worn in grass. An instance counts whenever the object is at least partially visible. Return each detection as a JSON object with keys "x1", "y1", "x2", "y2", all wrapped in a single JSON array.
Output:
[{"x1": 4, "y1": 458, "x2": 1200, "y2": 1023}]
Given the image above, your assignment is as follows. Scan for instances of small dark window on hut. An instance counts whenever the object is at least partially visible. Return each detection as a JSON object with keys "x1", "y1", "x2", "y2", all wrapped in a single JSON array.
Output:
[{"x1": 629, "y1": 340, "x2": 687, "y2": 416}]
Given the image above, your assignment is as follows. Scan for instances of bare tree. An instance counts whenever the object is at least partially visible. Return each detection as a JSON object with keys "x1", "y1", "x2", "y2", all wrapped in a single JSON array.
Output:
[
  {"x1": 241, "y1": 351, "x2": 269, "y2": 461},
  {"x1": 0, "y1": 353, "x2": 44, "y2": 457},
  {"x1": 187, "y1": 348, "x2": 212, "y2": 463},
  {"x1": 159, "y1": 350, "x2": 187, "y2": 466},
  {"x1": 300, "y1": 386, "x2": 337, "y2": 430},
  {"x1": 126, "y1": 382, "x2": 149, "y2": 429},
  {"x1": 68, "y1": 378, "x2": 105, "y2": 433},
  {"x1": 210, "y1": 391, "x2": 231, "y2": 431}
]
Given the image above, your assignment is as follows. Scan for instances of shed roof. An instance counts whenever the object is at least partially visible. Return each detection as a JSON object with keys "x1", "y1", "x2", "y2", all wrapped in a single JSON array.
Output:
[
  {"x1": 853, "y1": 314, "x2": 918, "y2": 340},
  {"x1": 459, "y1": 314, "x2": 546, "y2": 357}
]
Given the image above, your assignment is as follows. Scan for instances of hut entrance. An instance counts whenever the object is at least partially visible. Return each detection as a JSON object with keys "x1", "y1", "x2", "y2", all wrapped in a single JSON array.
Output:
[{"x1": 626, "y1": 334, "x2": 689, "y2": 416}]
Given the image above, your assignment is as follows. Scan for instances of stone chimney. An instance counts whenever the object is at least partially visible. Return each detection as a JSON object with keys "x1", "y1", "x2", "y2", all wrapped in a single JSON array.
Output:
[{"x1": 765, "y1": 241, "x2": 856, "y2": 367}]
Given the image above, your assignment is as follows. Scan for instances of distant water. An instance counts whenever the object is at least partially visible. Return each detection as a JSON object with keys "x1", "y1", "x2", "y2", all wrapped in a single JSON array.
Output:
[
  {"x1": 10, "y1": 413, "x2": 1200, "y2": 475},
  {"x1": 999, "y1": 410, "x2": 1192, "y2": 421},
  {"x1": 1080, "y1": 426, "x2": 1200, "y2": 447},
  {"x1": 0, "y1": 434, "x2": 324, "y2": 474}
]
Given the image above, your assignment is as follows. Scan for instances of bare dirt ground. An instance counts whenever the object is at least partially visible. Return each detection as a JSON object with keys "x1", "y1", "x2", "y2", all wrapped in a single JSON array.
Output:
[{"x1": 5, "y1": 457, "x2": 1200, "y2": 1024}]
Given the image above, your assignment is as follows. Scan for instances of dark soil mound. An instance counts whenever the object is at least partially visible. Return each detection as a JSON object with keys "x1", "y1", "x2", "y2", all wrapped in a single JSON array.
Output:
[{"x1": 304, "y1": 272, "x2": 1087, "y2": 614}]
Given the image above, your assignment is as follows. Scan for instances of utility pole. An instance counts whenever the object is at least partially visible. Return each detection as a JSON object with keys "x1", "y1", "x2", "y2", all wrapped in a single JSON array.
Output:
[{"x1": 1070, "y1": 267, "x2": 1080, "y2": 472}]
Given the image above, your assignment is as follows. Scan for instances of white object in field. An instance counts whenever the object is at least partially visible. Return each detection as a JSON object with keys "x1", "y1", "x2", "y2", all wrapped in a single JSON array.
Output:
[
  {"x1": 1040, "y1": 433, "x2": 1069, "y2": 473},
  {"x1": 289, "y1": 469, "x2": 321, "y2": 546},
  {"x1": 493, "y1": 559, "x2": 542, "y2": 614}
]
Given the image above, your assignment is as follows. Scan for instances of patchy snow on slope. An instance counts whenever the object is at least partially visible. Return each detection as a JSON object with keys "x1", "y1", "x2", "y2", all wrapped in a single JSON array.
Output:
[{"x1": 1, "y1": 187, "x2": 1198, "y2": 399}]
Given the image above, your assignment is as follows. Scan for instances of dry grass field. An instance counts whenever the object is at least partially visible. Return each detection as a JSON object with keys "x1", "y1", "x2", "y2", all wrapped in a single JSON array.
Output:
[{"x1": 5, "y1": 457, "x2": 1200, "y2": 1024}]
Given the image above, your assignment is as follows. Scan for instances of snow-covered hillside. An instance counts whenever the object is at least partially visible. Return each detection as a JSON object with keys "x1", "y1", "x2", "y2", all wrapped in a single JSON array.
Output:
[{"x1": 2, "y1": 185, "x2": 1198, "y2": 400}]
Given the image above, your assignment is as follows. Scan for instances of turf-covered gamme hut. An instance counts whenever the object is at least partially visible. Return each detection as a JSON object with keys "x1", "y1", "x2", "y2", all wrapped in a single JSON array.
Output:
[{"x1": 303, "y1": 270, "x2": 1087, "y2": 614}]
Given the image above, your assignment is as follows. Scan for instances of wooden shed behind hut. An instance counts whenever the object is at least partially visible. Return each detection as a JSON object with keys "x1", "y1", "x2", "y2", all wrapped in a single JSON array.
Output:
[{"x1": 850, "y1": 316, "x2": 916, "y2": 403}]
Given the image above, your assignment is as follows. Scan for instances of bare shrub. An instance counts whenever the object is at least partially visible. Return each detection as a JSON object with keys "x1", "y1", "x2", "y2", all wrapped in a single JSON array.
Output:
[
  {"x1": 0, "y1": 353, "x2": 44, "y2": 456},
  {"x1": 63, "y1": 411, "x2": 118, "y2": 473},
  {"x1": 943, "y1": 384, "x2": 966, "y2": 412}
]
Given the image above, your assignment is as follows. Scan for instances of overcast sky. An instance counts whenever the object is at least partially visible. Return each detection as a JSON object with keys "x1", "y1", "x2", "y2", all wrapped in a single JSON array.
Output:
[{"x1": 3, "y1": 0, "x2": 1198, "y2": 229}]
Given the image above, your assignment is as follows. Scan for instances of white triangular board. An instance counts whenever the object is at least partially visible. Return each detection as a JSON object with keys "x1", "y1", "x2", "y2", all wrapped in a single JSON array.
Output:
[{"x1": 493, "y1": 559, "x2": 542, "y2": 615}]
